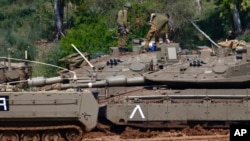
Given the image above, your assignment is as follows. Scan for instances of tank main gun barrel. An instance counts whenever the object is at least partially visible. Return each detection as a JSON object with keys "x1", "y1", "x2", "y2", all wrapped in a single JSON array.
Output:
[
  {"x1": 28, "y1": 76, "x2": 64, "y2": 87},
  {"x1": 27, "y1": 75, "x2": 145, "y2": 89},
  {"x1": 61, "y1": 75, "x2": 145, "y2": 89}
]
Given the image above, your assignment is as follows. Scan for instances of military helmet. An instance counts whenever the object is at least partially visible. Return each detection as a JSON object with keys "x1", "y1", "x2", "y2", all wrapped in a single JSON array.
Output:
[{"x1": 124, "y1": 2, "x2": 132, "y2": 8}]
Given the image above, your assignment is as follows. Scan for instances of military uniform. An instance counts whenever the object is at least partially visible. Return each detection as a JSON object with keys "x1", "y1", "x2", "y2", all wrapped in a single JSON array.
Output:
[
  {"x1": 116, "y1": 3, "x2": 131, "y2": 52},
  {"x1": 145, "y1": 13, "x2": 169, "y2": 49},
  {"x1": 117, "y1": 9, "x2": 128, "y2": 48}
]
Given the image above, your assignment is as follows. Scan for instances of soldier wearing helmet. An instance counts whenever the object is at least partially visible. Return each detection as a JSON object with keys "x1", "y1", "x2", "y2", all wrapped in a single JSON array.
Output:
[
  {"x1": 117, "y1": 2, "x2": 132, "y2": 54},
  {"x1": 144, "y1": 12, "x2": 170, "y2": 52}
]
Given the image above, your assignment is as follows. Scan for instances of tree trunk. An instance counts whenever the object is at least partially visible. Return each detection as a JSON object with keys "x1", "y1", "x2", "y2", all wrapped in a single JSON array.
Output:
[
  {"x1": 53, "y1": 0, "x2": 64, "y2": 38},
  {"x1": 232, "y1": 5, "x2": 242, "y2": 35},
  {"x1": 195, "y1": 0, "x2": 202, "y2": 14}
]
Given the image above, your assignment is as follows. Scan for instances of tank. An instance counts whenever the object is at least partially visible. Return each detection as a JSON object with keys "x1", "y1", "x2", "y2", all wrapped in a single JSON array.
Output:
[
  {"x1": 3, "y1": 20, "x2": 248, "y2": 139},
  {"x1": 0, "y1": 55, "x2": 98, "y2": 141},
  {"x1": 20, "y1": 37, "x2": 250, "y2": 131},
  {"x1": 42, "y1": 40, "x2": 250, "y2": 129},
  {"x1": 45, "y1": 41, "x2": 250, "y2": 90}
]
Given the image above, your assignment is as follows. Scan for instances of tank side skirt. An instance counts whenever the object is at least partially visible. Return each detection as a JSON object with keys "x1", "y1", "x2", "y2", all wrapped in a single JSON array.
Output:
[{"x1": 106, "y1": 90, "x2": 250, "y2": 128}]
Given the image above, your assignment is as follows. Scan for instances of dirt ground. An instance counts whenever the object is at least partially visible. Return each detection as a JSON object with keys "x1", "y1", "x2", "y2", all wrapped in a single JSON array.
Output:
[{"x1": 83, "y1": 125, "x2": 229, "y2": 141}]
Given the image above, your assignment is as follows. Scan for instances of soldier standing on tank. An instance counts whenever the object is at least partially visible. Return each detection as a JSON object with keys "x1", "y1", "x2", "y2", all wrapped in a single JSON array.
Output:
[
  {"x1": 117, "y1": 2, "x2": 132, "y2": 54},
  {"x1": 144, "y1": 12, "x2": 170, "y2": 52}
]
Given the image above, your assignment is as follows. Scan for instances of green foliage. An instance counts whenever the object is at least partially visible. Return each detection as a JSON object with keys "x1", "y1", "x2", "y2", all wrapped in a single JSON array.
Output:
[
  {"x1": 52, "y1": 0, "x2": 202, "y2": 57},
  {"x1": 169, "y1": 0, "x2": 220, "y2": 49},
  {"x1": 241, "y1": 0, "x2": 250, "y2": 11},
  {"x1": 238, "y1": 32, "x2": 250, "y2": 42},
  {"x1": 2, "y1": 0, "x2": 250, "y2": 77},
  {"x1": 0, "y1": 0, "x2": 54, "y2": 60},
  {"x1": 48, "y1": 14, "x2": 117, "y2": 66},
  {"x1": 214, "y1": 0, "x2": 250, "y2": 32}
]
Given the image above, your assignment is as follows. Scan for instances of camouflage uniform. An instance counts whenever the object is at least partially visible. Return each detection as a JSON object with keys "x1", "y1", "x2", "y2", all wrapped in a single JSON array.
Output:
[
  {"x1": 145, "y1": 13, "x2": 169, "y2": 49},
  {"x1": 117, "y1": 3, "x2": 131, "y2": 49},
  {"x1": 117, "y1": 8, "x2": 129, "y2": 49}
]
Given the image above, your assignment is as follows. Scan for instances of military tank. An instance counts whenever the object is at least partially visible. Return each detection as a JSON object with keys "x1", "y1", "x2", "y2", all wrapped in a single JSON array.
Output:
[
  {"x1": 0, "y1": 52, "x2": 98, "y2": 141},
  {"x1": 39, "y1": 39, "x2": 250, "y2": 130},
  {"x1": 102, "y1": 41, "x2": 250, "y2": 129},
  {"x1": 19, "y1": 31, "x2": 250, "y2": 132},
  {"x1": 46, "y1": 40, "x2": 250, "y2": 90},
  {"x1": 4, "y1": 20, "x2": 249, "y2": 140}
]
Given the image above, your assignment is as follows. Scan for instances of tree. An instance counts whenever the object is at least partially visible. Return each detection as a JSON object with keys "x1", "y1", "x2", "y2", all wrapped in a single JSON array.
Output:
[
  {"x1": 196, "y1": 0, "x2": 202, "y2": 14},
  {"x1": 215, "y1": 0, "x2": 250, "y2": 36},
  {"x1": 52, "y1": 0, "x2": 65, "y2": 39},
  {"x1": 0, "y1": 0, "x2": 54, "y2": 59}
]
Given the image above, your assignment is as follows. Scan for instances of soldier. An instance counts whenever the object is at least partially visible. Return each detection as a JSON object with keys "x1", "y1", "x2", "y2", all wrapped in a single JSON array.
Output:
[
  {"x1": 144, "y1": 12, "x2": 170, "y2": 52},
  {"x1": 117, "y1": 2, "x2": 132, "y2": 53}
]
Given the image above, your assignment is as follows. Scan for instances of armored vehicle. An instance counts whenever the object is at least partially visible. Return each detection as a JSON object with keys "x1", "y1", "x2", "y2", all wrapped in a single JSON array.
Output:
[
  {"x1": 0, "y1": 90, "x2": 98, "y2": 141},
  {"x1": 18, "y1": 37, "x2": 250, "y2": 134},
  {"x1": 50, "y1": 40, "x2": 250, "y2": 90},
  {"x1": 47, "y1": 41, "x2": 250, "y2": 129},
  {"x1": 3, "y1": 20, "x2": 249, "y2": 140},
  {"x1": 0, "y1": 55, "x2": 98, "y2": 141},
  {"x1": 0, "y1": 57, "x2": 31, "y2": 88}
]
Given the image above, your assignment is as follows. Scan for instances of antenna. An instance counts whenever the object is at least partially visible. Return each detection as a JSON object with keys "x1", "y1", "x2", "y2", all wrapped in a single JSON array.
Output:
[
  {"x1": 71, "y1": 44, "x2": 95, "y2": 70},
  {"x1": 187, "y1": 18, "x2": 221, "y2": 48}
]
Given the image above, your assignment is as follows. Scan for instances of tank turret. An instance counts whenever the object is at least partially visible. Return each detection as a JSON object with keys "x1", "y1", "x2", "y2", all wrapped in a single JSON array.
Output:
[{"x1": 32, "y1": 41, "x2": 250, "y2": 90}]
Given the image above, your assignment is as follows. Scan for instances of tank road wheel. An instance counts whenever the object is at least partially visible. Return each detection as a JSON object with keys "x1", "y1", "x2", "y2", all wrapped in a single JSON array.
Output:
[
  {"x1": 42, "y1": 131, "x2": 61, "y2": 141},
  {"x1": 21, "y1": 132, "x2": 40, "y2": 141},
  {"x1": 65, "y1": 130, "x2": 82, "y2": 141},
  {"x1": 0, "y1": 131, "x2": 19, "y2": 141}
]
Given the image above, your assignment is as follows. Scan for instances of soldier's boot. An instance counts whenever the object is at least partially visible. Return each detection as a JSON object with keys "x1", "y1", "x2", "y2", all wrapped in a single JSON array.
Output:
[
  {"x1": 142, "y1": 41, "x2": 150, "y2": 53},
  {"x1": 119, "y1": 47, "x2": 126, "y2": 55},
  {"x1": 118, "y1": 47, "x2": 123, "y2": 54},
  {"x1": 141, "y1": 47, "x2": 149, "y2": 53}
]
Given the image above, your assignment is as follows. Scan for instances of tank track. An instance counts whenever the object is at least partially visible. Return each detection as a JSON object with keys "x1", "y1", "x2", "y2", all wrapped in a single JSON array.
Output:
[{"x1": 0, "y1": 125, "x2": 83, "y2": 141}]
